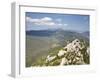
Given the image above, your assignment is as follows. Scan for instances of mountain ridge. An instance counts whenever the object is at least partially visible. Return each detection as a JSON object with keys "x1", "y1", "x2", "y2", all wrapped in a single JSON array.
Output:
[{"x1": 26, "y1": 29, "x2": 89, "y2": 37}]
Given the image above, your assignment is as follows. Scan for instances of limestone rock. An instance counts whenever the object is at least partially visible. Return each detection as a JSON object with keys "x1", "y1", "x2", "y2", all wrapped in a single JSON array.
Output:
[{"x1": 45, "y1": 39, "x2": 90, "y2": 66}]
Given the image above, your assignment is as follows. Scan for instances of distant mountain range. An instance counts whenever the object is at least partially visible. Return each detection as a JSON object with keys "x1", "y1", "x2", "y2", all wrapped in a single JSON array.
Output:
[
  {"x1": 81, "y1": 31, "x2": 89, "y2": 38},
  {"x1": 26, "y1": 29, "x2": 89, "y2": 38},
  {"x1": 26, "y1": 30, "x2": 56, "y2": 37},
  {"x1": 26, "y1": 29, "x2": 89, "y2": 47}
]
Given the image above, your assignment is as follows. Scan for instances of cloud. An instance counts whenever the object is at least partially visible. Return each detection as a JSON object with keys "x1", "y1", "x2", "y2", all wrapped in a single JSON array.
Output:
[
  {"x1": 41, "y1": 17, "x2": 52, "y2": 21},
  {"x1": 26, "y1": 17, "x2": 68, "y2": 27},
  {"x1": 56, "y1": 19, "x2": 62, "y2": 22}
]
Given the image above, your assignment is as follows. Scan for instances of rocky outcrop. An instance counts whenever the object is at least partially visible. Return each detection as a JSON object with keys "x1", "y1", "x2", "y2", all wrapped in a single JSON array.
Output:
[{"x1": 45, "y1": 39, "x2": 90, "y2": 66}]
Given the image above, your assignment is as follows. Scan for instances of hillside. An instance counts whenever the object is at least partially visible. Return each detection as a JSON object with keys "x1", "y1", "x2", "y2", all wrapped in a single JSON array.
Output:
[
  {"x1": 26, "y1": 30, "x2": 90, "y2": 67},
  {"x1": 33, "y1": 39, "x2": 90, "y2": 66}
]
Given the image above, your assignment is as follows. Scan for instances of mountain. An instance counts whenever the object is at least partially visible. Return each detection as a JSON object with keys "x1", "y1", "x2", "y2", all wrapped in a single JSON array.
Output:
[
  {"x1": 26, "y1": 29, "x2": 89, "y2": 48},
  {"x1": 81, "y1": 31, "x2": 89, "y2": 38},
  {"x1": 26, "y1": 29, "x2": 90, "y2": 67},
  {"x1": 45, "y1": 39, "x2": 90, "y2": 66},
  {"x1": 26, "y1": 30, "x2": 56, "y2": 37},
  {"x1": 26, "y1": 29, "x2": 89, "y2": 42}
]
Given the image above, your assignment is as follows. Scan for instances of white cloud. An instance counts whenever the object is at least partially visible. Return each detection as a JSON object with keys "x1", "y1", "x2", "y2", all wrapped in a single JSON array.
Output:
[
  {"x1": 58, "y1": 23, "x2": 62, "y2": 26},
  {"x1": 34, "y1": 21, "x2": 56, "y2": 26},
  {"x1": 26, "y1": 17, "x2": 55, "y2": 26},
  {"x1": 56, "y1": 19, "x2": 62, "y2": 22},
  {"x1": 41, "y1": 17, "x2": 52, "y2": 21},
  {"x1": 26, "y1": 17, "x2": 68, "y2": 27},
  {"x1": 26, "y1": 17, "x2": 40, "y2": 23},
  {"x1": 63, "y1": 24, "x2": 68, "y2": 26}
]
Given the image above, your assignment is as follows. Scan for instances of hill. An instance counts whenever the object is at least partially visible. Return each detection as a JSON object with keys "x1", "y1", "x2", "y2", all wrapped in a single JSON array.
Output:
[{"x1": 26, "y1": 29, "x2": 90, "y2": 67}]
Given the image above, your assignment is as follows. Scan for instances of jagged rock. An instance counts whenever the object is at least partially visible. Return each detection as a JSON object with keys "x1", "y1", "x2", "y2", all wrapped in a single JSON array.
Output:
[
  {"x1": 64, "y1": 39, "x2": 84, "y2": 52},
  {"x1": 86, "y1": 47, "x2": 90, "y2": 55},
  {"x1": 60, "y1": 57, "x2": 68, "y2": 66},
  {"x1": 57, "y1": 49, "x2": 67, "y2": 57},
  {"x1": 45, "y1": 39, "x2": 89, "y2": 66},
  {"x1": 46, "y1": 55, "x2": 56, "y2": 63}
]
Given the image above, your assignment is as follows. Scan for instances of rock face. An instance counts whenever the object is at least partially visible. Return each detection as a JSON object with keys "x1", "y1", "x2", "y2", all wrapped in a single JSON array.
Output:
[{"x1": 45, "y1": 39, "x2": 90, "y2": 66}]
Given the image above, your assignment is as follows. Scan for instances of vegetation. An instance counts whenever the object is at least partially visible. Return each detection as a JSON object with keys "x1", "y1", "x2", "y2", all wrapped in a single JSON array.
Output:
[
  {"x1": 26, "y1": 30, "x2": 90, "y2": 67},
  {"x1": 26, "y1": 38, "x2": 90, "y2": 67}
]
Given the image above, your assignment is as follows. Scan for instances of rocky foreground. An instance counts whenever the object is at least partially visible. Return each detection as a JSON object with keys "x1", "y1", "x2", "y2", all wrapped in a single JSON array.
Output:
[
  {"x1": 46, "y1": 39, "x2": 90, "y2": 66},
  {"x1": 34, "y1": 39, "x2": 90, "y2": 66}
]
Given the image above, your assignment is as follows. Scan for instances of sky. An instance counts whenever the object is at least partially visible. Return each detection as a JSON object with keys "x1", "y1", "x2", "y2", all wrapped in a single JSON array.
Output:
[{"x1": 26, "y1": 12, "x2": 89, "y2": 32}]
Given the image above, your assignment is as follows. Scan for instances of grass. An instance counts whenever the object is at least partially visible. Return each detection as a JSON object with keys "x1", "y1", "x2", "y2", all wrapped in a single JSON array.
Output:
[{"x1": 26, "y1": 35, "x2": 90, "y2": 67}]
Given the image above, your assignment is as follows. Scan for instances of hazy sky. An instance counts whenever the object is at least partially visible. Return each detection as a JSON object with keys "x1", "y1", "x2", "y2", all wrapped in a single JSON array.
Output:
[{"x1": 26, "y1": 12, "x2": 89, "y2": 32}]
